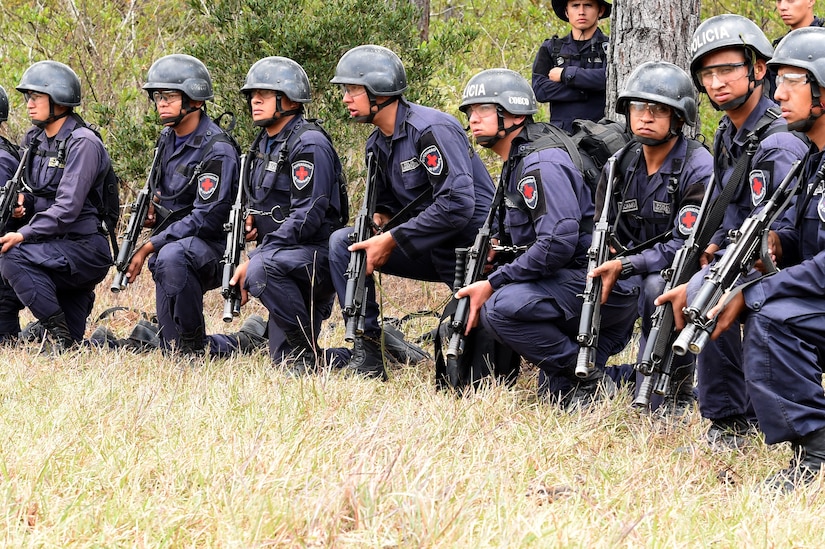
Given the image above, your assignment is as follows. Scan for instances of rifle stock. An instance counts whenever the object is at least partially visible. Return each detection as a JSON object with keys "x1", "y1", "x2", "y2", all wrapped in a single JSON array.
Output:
[
  {"x1": 110, "y1": 147, "x2": 160, "y2": 292},
  {"x1": 0, "y1": 147, "x2": 30, "y2": 236},
  {"x1": 343, "y1": 152, "x2": 378, "y2": 342},
  {"x1": 221, "y1": 153, "x2": 249, "y2": 322},
  {"x1": 672, "y1": 159, "x2": 804, "y2": 357},
  {"x1": 575, "y1": 156, "x2": 618, "y2": 378}
]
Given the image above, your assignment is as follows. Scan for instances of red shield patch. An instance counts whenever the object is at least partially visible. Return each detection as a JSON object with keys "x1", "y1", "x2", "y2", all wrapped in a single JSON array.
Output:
[
  {"x1": 518, "y1": 176, "x2": 539, "y2": 210},
  {"x1": 292, "y1": 161, "x2": 314, "y2": 190},
  {"x1": 198, "y1": 172, "x2": 219, "y2": 201},
  {"x1": 750, "y1": 170, "x2": 766, "y2": 206},
  {"x1": 420, "y1": 145, "x2": 444, "y2": 176},
  {"x1": 677, "y1": 205, "x2": 700, "y2": 236}
]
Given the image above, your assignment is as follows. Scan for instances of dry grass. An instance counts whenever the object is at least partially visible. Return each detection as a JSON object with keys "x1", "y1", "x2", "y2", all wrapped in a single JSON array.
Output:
[{"x1": 1, "y1": 271, "x2": 823, "y2": 547}]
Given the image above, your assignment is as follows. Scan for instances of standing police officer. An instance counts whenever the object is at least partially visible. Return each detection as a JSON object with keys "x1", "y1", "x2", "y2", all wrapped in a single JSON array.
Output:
[
  {"x1": 0, "y1": 62, "x2": 114, "y2": 350},
  {"x1": 216, "y1": 56, "x2": 346, "y2": 373},
  {"x1": 589, "y1": 62, "x2": 713, "y2": 414},
  {"x1": 328, "y1": 45, "x2": 494, "y2": 380},
  {"x1": 656, "y1": 15, "x2": 809, "y2": 449},
  {"x1": 455, "y1": 69, "x2": 630, "y2": 408},
  {"x1": 0, "y1": 85, "x2": 23, "y2": 344},
  {"x1": 124, "y1": 54, "x2": 240, "y2": 356},
  {"x1": 697, "y1": 27, "x2": 825, "y2": 490},
  {"x1": 532, "y1": 0, "x2": 611, "y2": 132}
]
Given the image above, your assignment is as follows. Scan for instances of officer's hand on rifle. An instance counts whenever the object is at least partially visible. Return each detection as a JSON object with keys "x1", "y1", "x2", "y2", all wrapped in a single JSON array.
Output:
[
  {"x1": 126, "y1": 241, "x2": 154, "y2": 282},
  {"x1": 700, "y1": 243, "x2": 719, "y2": 268},
  {"x1": 145, "y1": 201, "x2": 157, "y2": 228},
  {"x1": 755, "y1": 230, "x2": 782, "y2": 273},
  {"x1": 373, "y1": 212, "x2": 391, "y2": 229},
  {"x1": 0, "y1": 231, "x2": 23, "y2": 253},
  {"x1": 707, "y1": 290, "x2": 745, "y2": 340},
  {"x1": 349, "y1": 231, "x2": 396, "y2": 276},
  {"x1": 229, "y1": 260, "x2": 250, "y2": 306},
  {"x1": 654, "y1": 282, "x2": 689, "y2": 330},
  {"x1": 244, "y1": 214, "x2": 257, "y2": 242},
  {"x1": 455, "y1": 279, "x2": 494, "y2": 335},
  {"x1": 12, "y1": 193, "x2": 26, "y2": 219},
  {"x1": 590, "y1": 258, "x2": 622, "y2": 304}
]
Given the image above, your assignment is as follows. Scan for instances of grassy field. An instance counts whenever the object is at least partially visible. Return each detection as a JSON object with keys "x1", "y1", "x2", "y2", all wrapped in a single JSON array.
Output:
[{"x1": 1, "y1": 272, "x2": 824, "y2": 547}]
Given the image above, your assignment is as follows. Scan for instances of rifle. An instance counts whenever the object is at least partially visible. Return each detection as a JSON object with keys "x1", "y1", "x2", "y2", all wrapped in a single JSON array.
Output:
[
  {"x1": 445, "y1": 172, "x2": 509, "y2": 362},
  {"x1": 633, "y1": 175, "x2": 715, "y2": 407},
  {"x1": 221, "y1": 153, "x2": 249, "y2": 322},
  {"x1": 575, "y1": 156, "x2": 618, "y2": 378},
  {"x1": 110, "y1": 147, "x2": 164, "y2": 292},
  {"x1": 0, "y1": 147, "x2": 29, "y2": 235},
  {"x1": 343, "y1": 151, "x2": 379, "y2": 342},
  {"x1": 672, "y1": 159, "x2": 804, "y2": 357}
]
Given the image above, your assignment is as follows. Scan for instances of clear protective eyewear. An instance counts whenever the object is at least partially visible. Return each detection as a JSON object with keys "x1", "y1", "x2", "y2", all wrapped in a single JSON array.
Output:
[
  {"x1": 775, "y1": 72, "x2": 811, "y2": 89},
  {"x1": 696, "y1": 62, "x2": 747, "y2": 86},
  {"x1": 464, "y1": 103, "x2": 499, "y2": 118},
  {"x1": 152, "y1": 90, "x2": 183, "y2": 104},
  {"x1": 627, "y1": 101, "x2": 672, "y2": 118}
]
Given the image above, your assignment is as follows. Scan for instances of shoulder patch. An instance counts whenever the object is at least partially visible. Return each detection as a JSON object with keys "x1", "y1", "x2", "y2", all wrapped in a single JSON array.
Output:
[
  {"x1": 198, "y1": 172, "x2": 220, "y2": 201},
  {"x1": 750, "y1": 169, "x2": 767, "y2": 206},
  {"x1": 518, "y1": 176, "x2": 539, "y2": 210},
  {"x1": 292, "y1": 160, "x2": 314, "y2": 190},
  {"x1": 677, "y1": 205, "x2": 700, "y2": 236},
  {"x1": 420, "y1": 145, "x2": 444, "y2": 176}
]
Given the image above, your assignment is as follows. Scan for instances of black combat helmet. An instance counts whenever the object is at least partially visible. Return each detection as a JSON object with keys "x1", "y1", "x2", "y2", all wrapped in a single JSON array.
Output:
[
  {"x1": 143, "y1": 54, "x2": 214, "y2": 101},
  {"x1": 617, "y1": 61, "x2": 698, "y2": 126},
  {"x1": 459, "y1": 68, "x2": 537, "y2": 116},
  {"x1": 17, "y1": 61, "x2": 82, "y2": 107},
  {"x1": 331, "y1": 45, "x2": 407, "y2": 96}
]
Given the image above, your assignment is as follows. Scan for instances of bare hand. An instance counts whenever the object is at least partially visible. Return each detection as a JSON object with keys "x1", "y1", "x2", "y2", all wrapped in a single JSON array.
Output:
[
  {"x1": 11, "y1": 193, "x2": 25, "y2": 219},
  {"x1": 590, "y1": 258, "x2": 622, "y2": 304},
  {"x1": 230, "y1": 260, "x2": 250, "y2": 305},
  {"x1": 0, "y1": 232, "x2": 24, "y2": 253},
  {"x1": 708, "y1": 290, "x2": 745, "y2": 340},
  {"x1": 654, "y1": 282, "x2": 688, "y2": 330},
  {"x1": 700, "y1": 243, "x2": 719, "y2": 268},
  {"x1": 349, "y1": 231, "x2": 396, "y2": 275},
  {"x1": 455, "y1": 280, "x2": 494, "y2": 335},
  {"x1": 549, "y1": 67, "x2": 564, "y2": 82},
  {"x1": 126, "y1": 242, "x2": 154, "y2": 282},
  {"x1": 244, "y1": 214, "x2": 257, "y2": 242}
]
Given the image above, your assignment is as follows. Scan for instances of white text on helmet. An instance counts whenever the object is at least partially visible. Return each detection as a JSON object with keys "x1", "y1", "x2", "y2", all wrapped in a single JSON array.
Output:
[
  {"x1": 691, "y1": 26, "x2": 731, "y2": 55},
  {"x1": 462, "y1": 83, "x2": 486, "y2": 99},
  {"x1": 508, "y1": 96, "x2": 530, "y2": 106}
]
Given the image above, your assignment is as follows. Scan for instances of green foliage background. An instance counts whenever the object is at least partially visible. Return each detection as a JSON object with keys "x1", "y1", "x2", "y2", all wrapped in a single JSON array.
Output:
[{"x1": 0, "y1": 0, "x2": 790, "y2": 193}]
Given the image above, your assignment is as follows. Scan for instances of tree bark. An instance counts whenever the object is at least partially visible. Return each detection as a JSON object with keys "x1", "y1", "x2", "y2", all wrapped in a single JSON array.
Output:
[
  {"x1": 607, "y1": 0, "x2": 702, "y2": 131},
  {"x1": 412, "y1": 0, "x2": 430, "y2": 41}
]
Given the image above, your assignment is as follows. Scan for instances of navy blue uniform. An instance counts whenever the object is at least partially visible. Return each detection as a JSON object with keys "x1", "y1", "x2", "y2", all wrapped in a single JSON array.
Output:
[
  {"x1": 0, "y1": 138, "x2": 22, "y2": 341},
  {"x1": 208, "y1": 118, "x2": 344, "y2": 360},
  {"x1": 608, "y1": 137, "x2": 713, "y2": 402},
  {"x1": 478, "y1": 128, "x2": 631, "y2": 395},
  {"x1": 685, "y1": 96, "x2": 808, "y2": 422},
  {"x1": 0, "y1": 117, "x2": 113, "y2": 341},
  {"x1": 147, "y1": 114, "x2": 239, "y2": 351},
  {"x1": 739, "y1": 148, "x2": 825, "y2": 443},
  {"x1": 531, "y1": 29, "x2": 608, "y2": 132},
  {"x1": 329, "y1": 101, "x2": 494, "y2": 338}
]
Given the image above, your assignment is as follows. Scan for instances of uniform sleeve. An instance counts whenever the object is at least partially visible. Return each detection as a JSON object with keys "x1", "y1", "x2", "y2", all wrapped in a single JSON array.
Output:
[
  {"x1": 389, "y1": 124, "x2": 476, "y2": 258},
  {"x1": 531, "y1": 39, "x2": 588, "y2": 104},
  {"x1": 150, "y1": 139, "x2": 239, "y2": 250},
  {"x1": 487, "y1": 150, "x2": 585, "y2": 288}
]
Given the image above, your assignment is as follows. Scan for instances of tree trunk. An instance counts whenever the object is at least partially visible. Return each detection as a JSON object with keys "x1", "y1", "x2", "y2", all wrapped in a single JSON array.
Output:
[
  {"x1": 412, "y1": 0, "x2": 430, "y2": 41},
  {"x1": 607, "y1": 0, "x2": 702, "y2": 131}
]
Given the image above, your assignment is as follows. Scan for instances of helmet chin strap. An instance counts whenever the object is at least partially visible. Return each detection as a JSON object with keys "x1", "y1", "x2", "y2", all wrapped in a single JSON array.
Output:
[
  {"x1": 477, "y1": 111, "x2": 524, "y2": 148},
  {"x1": 788, "y1": 82, "x2": 824, "y2": 132},
  {"x1": 160, "y1": 97, "x2": 201, "y2": 127},
  {"x1": 250, "y1": 93, "x2": 302, "y2": 128},
  {"x1": 711, "y1": 52, "x2": 763, "y2": 112},
  {"x1": 355, "y1": 93, "x2": 399, "y2": 123},
  {"x1": 32, "y1": 99, "x2": 71, "y2": 128}
]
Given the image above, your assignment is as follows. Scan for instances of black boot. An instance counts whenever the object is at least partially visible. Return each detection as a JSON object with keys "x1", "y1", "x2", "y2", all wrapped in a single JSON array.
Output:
[
  {"x1": 178, "y1": 327, "x2": 205, "y2": 356},
  {"x1": 41, "y1": 311, "x2": 74, "y2": 352},
  {"x1": 767, "y1": 427, "x2": 825, "y2": 492},
  {"x1": 658, "y1": 362, "x2": 696, "y2": 419},
  {"x1": 559, "y1": 364, "x2": 617, "y2": 412},
  {"x1": 231, "y1": 314, "x2": 268, "y2": 354},
  {"x1": 284, "y1": 328, "x2": 318, "y2": 376},
  {"x1": 346, "y1": 336, "x2": 387, "y2": 381},
  {"x1": 705, "y1": 414, "x2": 757, "y2": 452}
]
